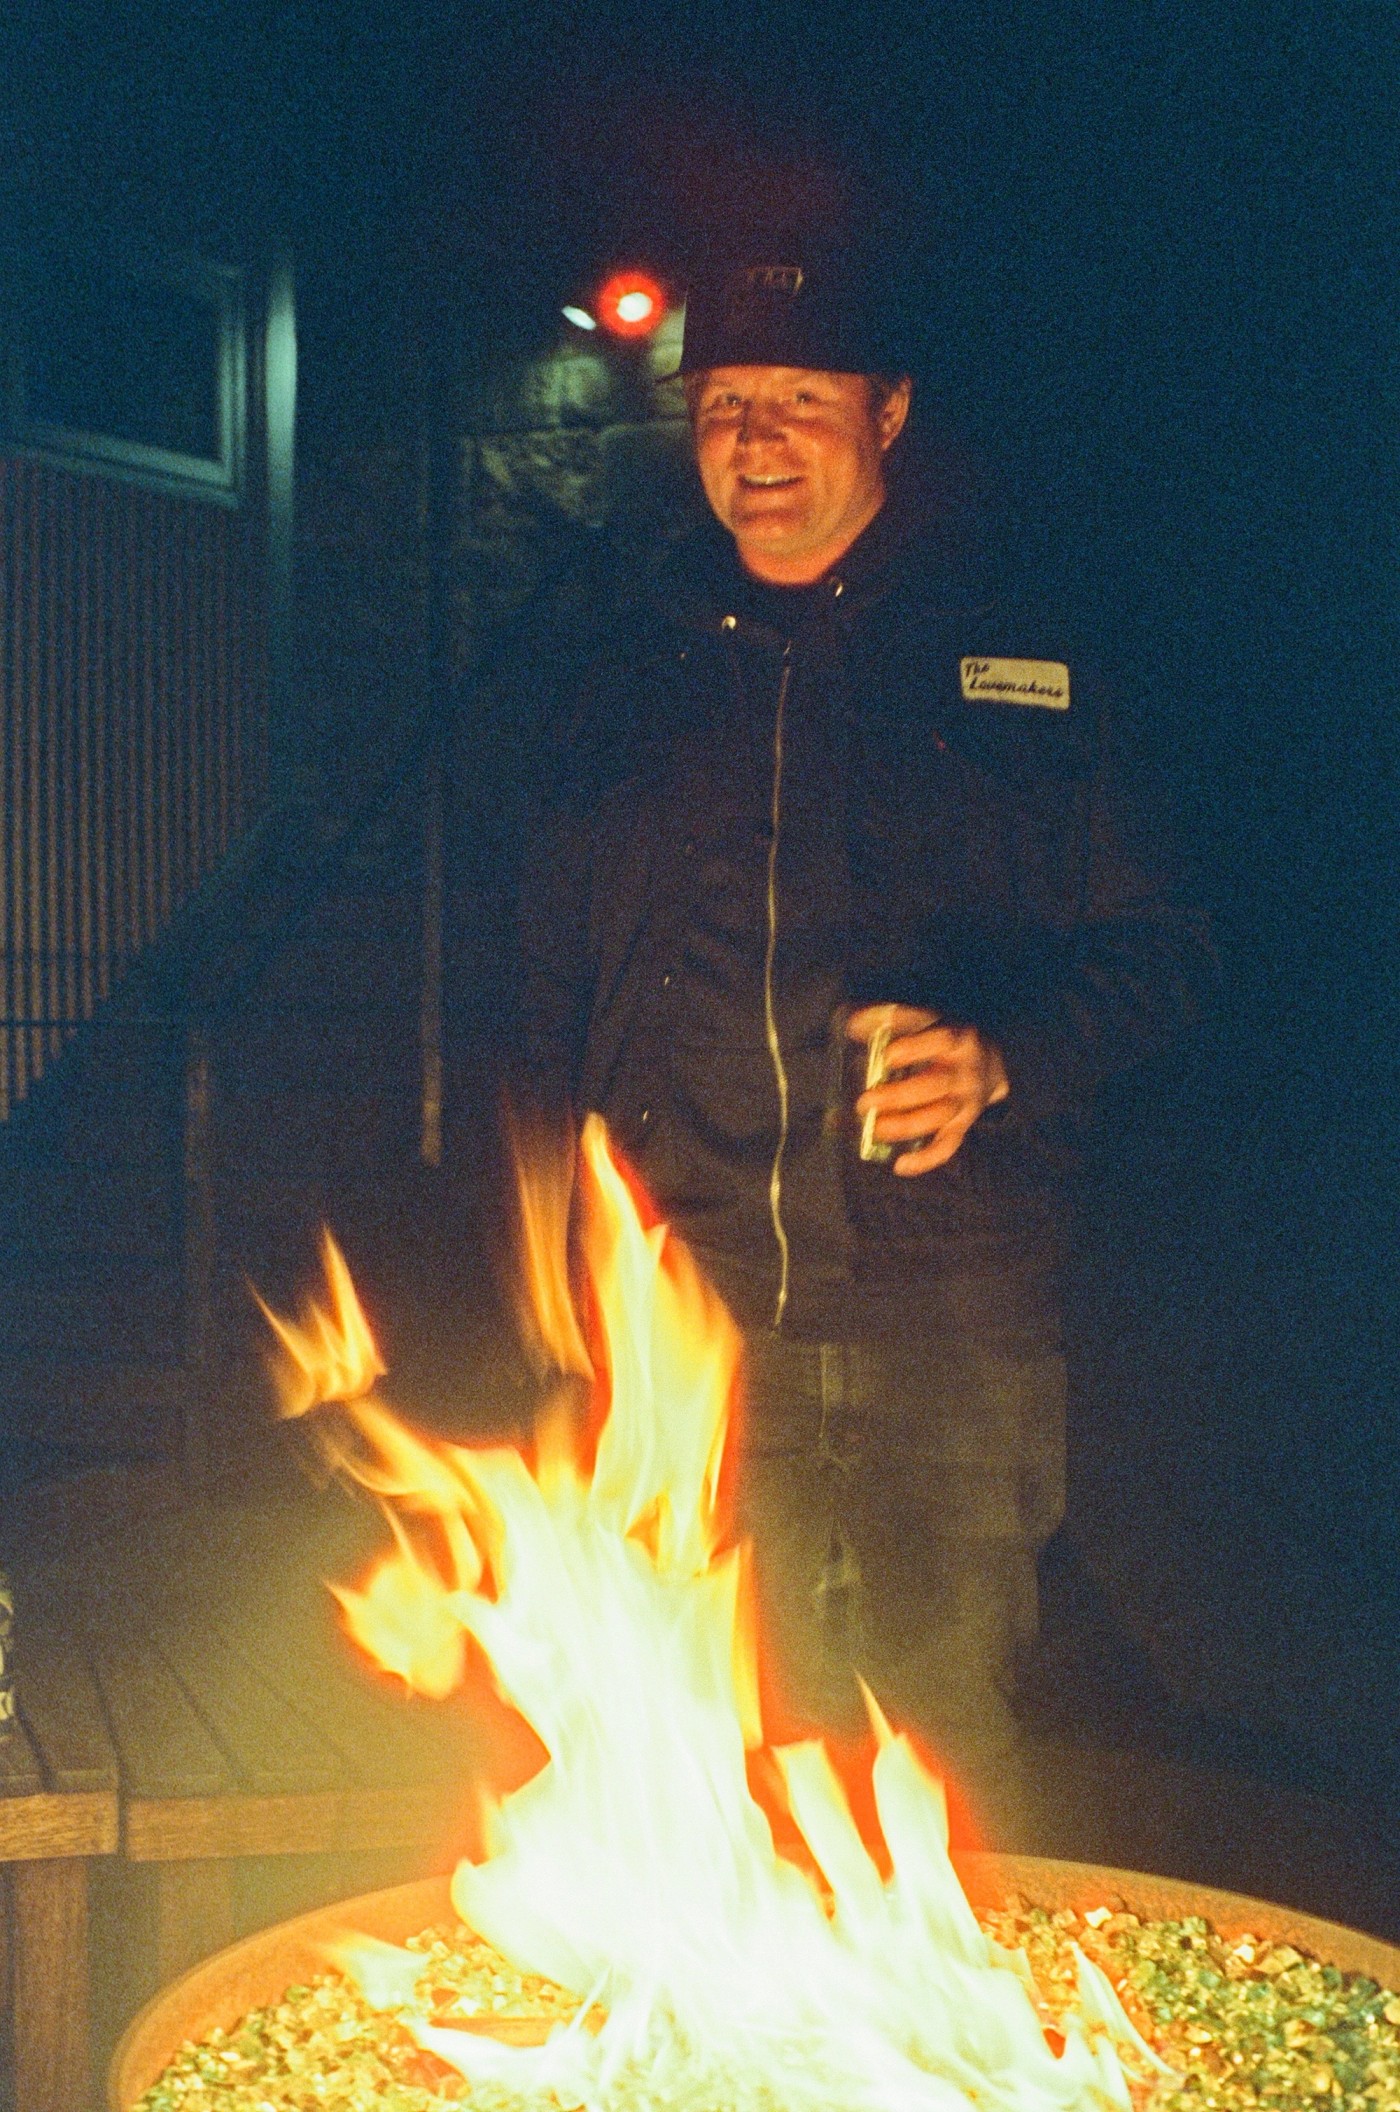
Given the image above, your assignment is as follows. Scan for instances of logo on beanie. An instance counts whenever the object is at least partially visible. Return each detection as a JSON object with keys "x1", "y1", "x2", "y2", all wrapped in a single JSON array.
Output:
[
  {"x1": 736, "y1": 264, "x2": 805, "y2": 296},
  {"x1": 722, "y1": 265, "x2": 806, "y2": 340}
]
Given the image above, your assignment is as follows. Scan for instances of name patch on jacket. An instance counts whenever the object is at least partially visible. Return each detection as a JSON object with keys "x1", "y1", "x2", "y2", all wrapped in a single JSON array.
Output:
[{"x1": 960, "y1": 657, "x2": 1071, "y2": 710}]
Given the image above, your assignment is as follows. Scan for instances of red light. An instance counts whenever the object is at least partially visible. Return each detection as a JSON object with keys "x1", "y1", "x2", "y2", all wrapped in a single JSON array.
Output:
[{"x1": 595, "y1": 270, "x2": 666, "y2": 340}]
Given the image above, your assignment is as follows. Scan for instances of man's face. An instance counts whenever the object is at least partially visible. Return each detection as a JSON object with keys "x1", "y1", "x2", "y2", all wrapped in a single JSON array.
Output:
[{"x1": 692, "y1": 366, "x2": 911, "y2": 585}]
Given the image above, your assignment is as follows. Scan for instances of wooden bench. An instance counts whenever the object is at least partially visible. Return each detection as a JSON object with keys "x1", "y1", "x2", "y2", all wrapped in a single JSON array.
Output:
[{"x1": 16, "y1": 1491, "x2": 530, "y2": 2110}]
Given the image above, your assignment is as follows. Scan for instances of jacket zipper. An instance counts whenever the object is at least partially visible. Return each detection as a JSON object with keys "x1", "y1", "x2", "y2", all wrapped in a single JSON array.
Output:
[{"x1": 763, "y1": 644, "x2": 794, "y2": 1329}]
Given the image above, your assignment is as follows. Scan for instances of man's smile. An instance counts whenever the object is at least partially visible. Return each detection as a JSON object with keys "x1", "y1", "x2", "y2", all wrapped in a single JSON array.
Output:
[{"x1": 692, "y1": 368, "x2": 909, "y2": 582}]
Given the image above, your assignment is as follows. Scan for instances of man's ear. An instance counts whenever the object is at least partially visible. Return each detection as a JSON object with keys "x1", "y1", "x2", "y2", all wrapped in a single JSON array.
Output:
[{"x1": 880, "y1": 377, "x2": 913, "y2": 453}]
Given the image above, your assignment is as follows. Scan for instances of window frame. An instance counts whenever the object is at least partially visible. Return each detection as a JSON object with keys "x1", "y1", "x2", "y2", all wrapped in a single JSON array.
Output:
[{"x1": 1, "y1": 239, "x2": 247, "y2": 506}]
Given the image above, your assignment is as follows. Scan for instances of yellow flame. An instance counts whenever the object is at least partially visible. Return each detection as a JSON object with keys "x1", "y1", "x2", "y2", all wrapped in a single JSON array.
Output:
[
  {"x1": 509, "y1": 1109, "x2": 593, "y2": 1381},
  {"x1": 581, "y1": 1119, "x2": 738, "y2": 1576},
  {"x1": 330, "y1": 1509, "x2": 469, "y2": 1700},
  {"x1": 257, "y1": 1229, "x2": 386, "y2": 1417},
  {"x1": 258, "y1": 1114, "x2": 1159, "y2": 2110}
]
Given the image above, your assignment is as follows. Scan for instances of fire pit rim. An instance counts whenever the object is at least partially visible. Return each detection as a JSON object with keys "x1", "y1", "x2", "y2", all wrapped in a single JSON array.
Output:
[{"x1": 111, "y1": 1855, "x2": 1400, "y2": 2112}]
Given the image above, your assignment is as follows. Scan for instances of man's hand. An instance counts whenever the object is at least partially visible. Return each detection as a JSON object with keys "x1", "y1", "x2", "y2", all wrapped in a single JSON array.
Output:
[{"x1": 847, "y1": 1005, "x2": 1010, "y2": 1176}]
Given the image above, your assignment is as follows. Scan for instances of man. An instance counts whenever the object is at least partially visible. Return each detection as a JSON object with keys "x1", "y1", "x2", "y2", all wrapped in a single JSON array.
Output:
[{"x1": 518, "y1": 244, "x2": 1213, "y2": 1840}]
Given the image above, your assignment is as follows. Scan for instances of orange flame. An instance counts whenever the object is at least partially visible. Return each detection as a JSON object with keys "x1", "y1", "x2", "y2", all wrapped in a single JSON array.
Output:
[
  {"x1": 259, "y1": 1116, "x2": 1167, "y2": 2110},
  {"x1": 507, "y1": 1110, "x2": 593, "y2": 1381},
  {"x1": 330, "y1": 1509, "x2": 469, "y2": 1701},
  {"x1": 256, "y1": 1229, "x2": 385, "y2": 1417}
]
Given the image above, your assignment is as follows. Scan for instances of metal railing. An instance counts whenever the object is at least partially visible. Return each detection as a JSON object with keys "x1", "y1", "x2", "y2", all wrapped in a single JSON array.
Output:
[{"x1": 0, "y1": 453, "x2": 269, "y2": 1121}]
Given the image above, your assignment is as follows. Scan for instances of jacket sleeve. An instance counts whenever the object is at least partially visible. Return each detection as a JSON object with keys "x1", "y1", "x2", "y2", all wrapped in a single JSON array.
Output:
[
  {"x1": 981, "y1": 735, "x2": 1218, "y2": 1131},
  {"x1": 513, "y1": 646, "x2": 608, "y2": 1117},
  {"x1": 514, "y1": 642, "x2": 645, "y2": 1118},
  {"x1": 885, "y1": 668, "x2": 1218, "y2": 1134},
  {"x1": 517, "y1": 794, "x2": 595, "y2": 1116}
]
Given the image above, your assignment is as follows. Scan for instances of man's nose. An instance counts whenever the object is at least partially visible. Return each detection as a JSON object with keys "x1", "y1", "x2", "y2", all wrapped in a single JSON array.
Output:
[{"x1": 737, "y1": 400, "x2": 783, "y2": 445}]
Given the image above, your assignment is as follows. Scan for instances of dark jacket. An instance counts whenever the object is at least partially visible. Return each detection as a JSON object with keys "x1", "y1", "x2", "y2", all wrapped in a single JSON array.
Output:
[{"x1": 518, "y1": 494, "x2": 1214, "y2": 1336}]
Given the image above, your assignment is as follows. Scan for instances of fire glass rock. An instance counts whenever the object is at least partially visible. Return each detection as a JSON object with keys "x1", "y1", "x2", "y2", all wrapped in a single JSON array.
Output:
[{"x1": 114, "y1": 1865, "x2": 1400, "y2": 2112}]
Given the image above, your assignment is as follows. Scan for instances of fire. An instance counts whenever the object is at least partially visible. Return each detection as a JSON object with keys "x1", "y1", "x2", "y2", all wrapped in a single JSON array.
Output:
[
  {"x1": 262, "y1": 1116, "x2": 1169, "y2": 2110},
  {"x1": 256, "y1": 1227, "x2": 385, "y2": 1416}
]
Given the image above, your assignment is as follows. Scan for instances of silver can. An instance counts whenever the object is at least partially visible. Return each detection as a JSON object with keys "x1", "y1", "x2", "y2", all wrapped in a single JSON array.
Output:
[{"x1": 0, "y1": 1569, "x2": 15, "y2": 1731}]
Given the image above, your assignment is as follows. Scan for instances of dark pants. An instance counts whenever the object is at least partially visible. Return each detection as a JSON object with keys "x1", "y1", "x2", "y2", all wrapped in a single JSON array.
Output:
[{"x1": 736, "y1": 1322, "x2": 1065, "y2": 1811}]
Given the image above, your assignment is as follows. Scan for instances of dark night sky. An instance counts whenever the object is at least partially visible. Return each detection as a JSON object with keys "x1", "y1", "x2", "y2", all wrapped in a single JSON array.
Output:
[{"x1": 4, "y1": 0, "x2": 1399, "y2": 1765}]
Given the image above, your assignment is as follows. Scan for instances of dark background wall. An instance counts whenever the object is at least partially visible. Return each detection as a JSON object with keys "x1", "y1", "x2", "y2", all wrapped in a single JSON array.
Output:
[{"x1": 2, "y1": 0, "x2": 1397, "y2": 1792}]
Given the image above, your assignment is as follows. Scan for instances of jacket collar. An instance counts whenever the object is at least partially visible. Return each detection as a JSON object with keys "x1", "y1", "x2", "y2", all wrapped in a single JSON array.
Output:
[{"x1": 661, "y1": 468, "x2": 1000, "y2": 647}]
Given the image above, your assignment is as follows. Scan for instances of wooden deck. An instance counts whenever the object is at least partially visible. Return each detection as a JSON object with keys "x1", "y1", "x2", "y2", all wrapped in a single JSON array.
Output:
[{"x1": 5, "y1": 1485, "x2": 529, "y2": 2112}]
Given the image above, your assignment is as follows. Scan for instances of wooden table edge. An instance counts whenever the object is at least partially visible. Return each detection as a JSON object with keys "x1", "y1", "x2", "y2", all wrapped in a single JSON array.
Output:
[
  {"x1": 0, "y1": 1791, "x2": 118, "y2": 1859},
  {"x1": 123, "y1": 1782, "x2": 468, "y2": 1861}
]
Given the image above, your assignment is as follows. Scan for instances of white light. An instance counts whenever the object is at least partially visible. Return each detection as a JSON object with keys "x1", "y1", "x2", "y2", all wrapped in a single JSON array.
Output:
[
  {"x1": 615, "y1": 290, "x2": 655, "y2": 324},
  {"x1": 562, "y1": 305, "x2": 597, "y2": 331}
]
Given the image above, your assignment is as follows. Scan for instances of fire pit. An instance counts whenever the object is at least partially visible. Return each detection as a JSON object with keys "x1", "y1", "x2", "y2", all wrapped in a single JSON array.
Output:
[
  {"x1": 133, "y1": 1121, "x2": 1396, "y2": 2112},
  {"x1": 113, "y1": 1859, "x2": 1400, "y2": 2111}
]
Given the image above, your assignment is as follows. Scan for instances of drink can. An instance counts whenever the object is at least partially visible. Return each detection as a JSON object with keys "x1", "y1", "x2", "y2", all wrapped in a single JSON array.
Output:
[{"x1": 0, "y1": 1569, "x2": 15, "y2": 1731}]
